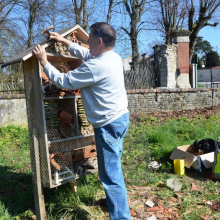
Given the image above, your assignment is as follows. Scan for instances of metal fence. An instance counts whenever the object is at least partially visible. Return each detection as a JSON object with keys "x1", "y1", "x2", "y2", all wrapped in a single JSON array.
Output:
[
  {"x1": 0, "y1": 63, "x2": 25, "y2": 94},
  {"x1": 1, "y1": 59, "x2": 157, "y2": 93},
  {"x1": 124, "y1": 59, "x2": 156, "y2": 90},
  {"x1": 0, "y1": 82, "x2": 24, "y2": 94}
]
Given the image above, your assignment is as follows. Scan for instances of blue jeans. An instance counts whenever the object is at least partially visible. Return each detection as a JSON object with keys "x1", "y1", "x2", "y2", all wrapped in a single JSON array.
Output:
[{"x1": 94, "y1": 113, "x2": 131, "y2": 220}]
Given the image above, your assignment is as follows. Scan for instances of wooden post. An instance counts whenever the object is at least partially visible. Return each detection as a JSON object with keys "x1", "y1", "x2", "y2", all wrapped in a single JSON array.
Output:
[
  {"x1": 23, "y1": 56, "x2": 47, "y2": 219},
  {"x1": 33, "y1": 128, "x2": 47, "y2": 219}
]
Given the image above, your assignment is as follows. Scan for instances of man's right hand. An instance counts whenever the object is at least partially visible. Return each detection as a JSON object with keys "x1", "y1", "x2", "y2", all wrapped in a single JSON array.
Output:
[
  {"x1": 32, "y1": 45, "x2": 48, "y2": 67},
  {"x1": 50, "y1": 32, "x2": 71, "y2": 47}
]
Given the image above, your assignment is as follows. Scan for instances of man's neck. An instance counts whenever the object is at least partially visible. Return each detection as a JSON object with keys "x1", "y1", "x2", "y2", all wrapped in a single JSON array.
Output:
[{"x1": 96, "y1": 47, "x2": 113, "y2": 57}]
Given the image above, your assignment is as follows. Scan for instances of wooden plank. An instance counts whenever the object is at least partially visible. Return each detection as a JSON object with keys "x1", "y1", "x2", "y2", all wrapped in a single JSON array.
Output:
[
  {"x1": 23, "y1": 57, "x2": 48, "y2": 218},
  {"x1": 23, "y1": 56, "x2": 52, "y2": 188},
  {"x1": 33, "y1": 128, "x2": 47, "y2": 219}
]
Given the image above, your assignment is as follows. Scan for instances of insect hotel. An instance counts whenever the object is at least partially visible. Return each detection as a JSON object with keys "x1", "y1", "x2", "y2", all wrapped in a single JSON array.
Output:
[{"x1": 2, "y1": 25, "x2": 97, "y2": 191}]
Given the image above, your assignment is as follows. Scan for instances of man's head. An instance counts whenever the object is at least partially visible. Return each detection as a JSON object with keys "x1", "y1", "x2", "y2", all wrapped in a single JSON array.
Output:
[{"x1": 88, "y1": 22, "x2": 116, "y2": 56}]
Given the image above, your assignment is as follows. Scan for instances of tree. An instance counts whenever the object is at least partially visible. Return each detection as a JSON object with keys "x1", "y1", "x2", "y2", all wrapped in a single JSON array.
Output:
[
  {"x1": 154, "y1": 0, "x2": 220, "y2": 64},
  {"x1": 18, "y1": 0, "x2": 46, "y2": 47},
  {"x1": 0, "y1": 1, "x2": 23, "y2": 61},
  {"x1": 71, "y1": 0, "x2": 96, "y2": 32},
  {"x1": 205, "y1": 50, "x2": 220, "y2": 67},
  {"x1": 121, "y1": 0, "x2": 147, "y2": 71},
  {"x1": 192, "y1": 37, "x2": 213, "y2": 66},
  {"x1": 42, "y1": 0, "x2": 74, "y2": 32},
  {"x1": 187, "y1": 0, "x2": 220, "y2": 63},
  {"x1": 0, "y1": 0, "x2": 18, "y2": 29},
  {"x1": 106, "y1": 0, "x2": 122, "y2": 23},
  {"x1": 107, "y1": 0, "x2": 114, "y2": 23},
  {"x1": 194, "y1": 38, "x2": 213, "y2": 56},
  {"x1": 157, "y1": 0, "x2": 186, "y2": 44},
  {"x1": 0, "y1": 1, "x2": 24, "y2": 89}
]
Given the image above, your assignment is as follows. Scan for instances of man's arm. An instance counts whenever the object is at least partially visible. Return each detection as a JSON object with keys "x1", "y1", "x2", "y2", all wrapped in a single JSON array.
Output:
[
  {"x1": 68, "y1": 43, "x2": 94, "y2": 61},
  {"x1": 50, "y1": 32, "x2": 94, "y2": 61},
  {"x1": 32, "y1": 44, "x2": 95, "y2": 90},
  {"x1": 49, "y1": 32, "x2": 71, "y2": 47}
]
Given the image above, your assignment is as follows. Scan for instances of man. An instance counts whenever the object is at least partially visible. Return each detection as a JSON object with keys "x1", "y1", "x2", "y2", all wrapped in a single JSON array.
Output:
[{"x1": 33, "y1": 22, "x2": 131, "y2": 220}]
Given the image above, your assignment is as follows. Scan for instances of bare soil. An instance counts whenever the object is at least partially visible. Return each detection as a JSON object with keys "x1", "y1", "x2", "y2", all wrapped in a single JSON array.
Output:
[{"x1": 130, "y1": 105, "x2": 220, "y2": 124}]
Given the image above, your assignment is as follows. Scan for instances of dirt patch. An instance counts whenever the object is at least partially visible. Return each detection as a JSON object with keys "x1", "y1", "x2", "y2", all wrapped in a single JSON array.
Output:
[{"x1": 130, "y1": 106, "x2": 220, "y2": 124}]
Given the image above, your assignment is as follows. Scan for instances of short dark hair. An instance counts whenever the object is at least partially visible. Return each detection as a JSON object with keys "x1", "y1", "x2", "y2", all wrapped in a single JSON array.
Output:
[{"x1": 90, "y1": 22, "x2": 116, "y2": 47}]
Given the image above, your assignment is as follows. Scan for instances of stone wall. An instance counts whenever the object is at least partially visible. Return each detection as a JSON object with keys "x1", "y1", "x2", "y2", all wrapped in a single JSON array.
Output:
[
  {"x1": 1, "y1": 88, "x2": 219, "y2": 127},
  {"x1": 127, "y1": 88, "x2": 220, "y2": 114},
  {"x1": 0, "y1": 94, "x2": 27, "y2": 127},
  {"x1": 155, "y1": 44, "x2": 177, "y2": 88}
]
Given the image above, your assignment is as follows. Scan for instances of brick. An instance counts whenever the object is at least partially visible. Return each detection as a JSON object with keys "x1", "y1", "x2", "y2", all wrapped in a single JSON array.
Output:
[{"x1": 72, "y1": 145, "x2": 96, "y2": 161}]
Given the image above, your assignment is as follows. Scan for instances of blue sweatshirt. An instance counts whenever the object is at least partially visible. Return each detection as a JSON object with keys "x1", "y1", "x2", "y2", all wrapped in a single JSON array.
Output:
[{"x1": 43, "y1": 42, "x2": 128, "y2": 128}]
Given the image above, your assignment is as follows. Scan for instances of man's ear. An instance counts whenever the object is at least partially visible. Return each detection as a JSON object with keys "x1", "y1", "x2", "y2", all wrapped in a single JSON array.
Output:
[{"x1": 98, "y1": 38, "x2": 102, "y2": 45}]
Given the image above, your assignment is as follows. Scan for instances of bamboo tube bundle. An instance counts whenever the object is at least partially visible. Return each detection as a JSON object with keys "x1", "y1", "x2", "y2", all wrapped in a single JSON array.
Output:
[
  {"x1": 77, "y1": 98, "x2": 89, "y2": 126},
  {"x1": 76, "y1": 98, "x2": 93, "y2": 135},
  {"x1": 44, "y1": 101, "x2": 59, "y2": 129}
]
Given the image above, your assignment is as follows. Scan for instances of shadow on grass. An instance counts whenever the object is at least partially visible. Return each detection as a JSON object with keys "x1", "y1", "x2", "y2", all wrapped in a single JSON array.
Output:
[
  {"x1": 0, "y1": 165, "x2": 34, "y2": 216},
  {"x1": 44, "y1": 183, "x2": 101, "y2": 219},
  {"x1": 184, "y1": 168, "x2": 213, "y2": 180},
  {"x1": 154, "y1": 165, "x2": 213, "y2": 183},
  {"x1": 0, "y1": 165, "x2": 92, "y2": 219}
]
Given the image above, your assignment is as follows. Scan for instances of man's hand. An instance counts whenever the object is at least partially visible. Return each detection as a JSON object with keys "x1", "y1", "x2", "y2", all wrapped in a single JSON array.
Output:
[
  {"x1": 50, "y1": 32, "x2": 71, "y2": 47},
  {"x1": 50, "y1": 32, "x2": 64, "y2": 42},
  {"x1": 32, "y1": 44, "x2": 48, "y2": 67}
]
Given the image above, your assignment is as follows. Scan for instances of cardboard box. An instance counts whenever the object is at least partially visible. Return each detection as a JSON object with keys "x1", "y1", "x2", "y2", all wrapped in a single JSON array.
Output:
[{"x1": 169, "y1": 145, "x2": 214, "y2": 172}]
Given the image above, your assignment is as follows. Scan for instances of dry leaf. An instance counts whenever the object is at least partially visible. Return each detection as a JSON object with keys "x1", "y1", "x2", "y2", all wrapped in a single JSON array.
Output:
[
  {"x1": 211, "y1": 201, "x2": 220, "y2": 211},
  {"x1": 157, "y1": 199, "x2": 165, "y2": 206},
  {"x1": 147, "y1": 206, "x2": 164, "y2": 212},
  {"x1": 200, "y1": 214, "x2": 210, "y2": 220},
  {"x1": 155, "y1": 180, "x2": 164, "y2": 186},
  {"x1": 130, "y1": 209, "x2": 136, "y2": 216},
  {"x1": 190, "y1": 182, "x2": 199, "y2": 191}
]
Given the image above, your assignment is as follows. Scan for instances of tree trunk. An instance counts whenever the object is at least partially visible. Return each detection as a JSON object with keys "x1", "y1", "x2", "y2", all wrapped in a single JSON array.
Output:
[
  {"x1": 107, "y1": 0, "x2": 114, "y2": 23},
  {"x1": 27, "y1": 11, "x2": 35, "y2": 47},
  {"x1": 82, "y1": 0, "x2": 88, "y2": 31},
  {"x1": 122, "y1": 0, "x2": 146, "y2": 71},
  {"x1": 73, "y1": 0, "x2": 82, "y2": 25},
  {"x1": 130, "y1": 22, "x2": 139, "y2": 71},
  {"x1": 23, "y1": 0, "x2": 46, "y2": 47},
  {"x1": 72, "y1": 0, "x2": 89, "y2": 31},
  {"x1": 158, "y1": 0, "x2": 184, "y2": 45}
]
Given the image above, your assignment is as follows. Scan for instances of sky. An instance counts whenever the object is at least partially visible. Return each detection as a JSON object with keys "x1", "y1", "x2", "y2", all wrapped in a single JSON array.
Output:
[
  {"x1": 117, "y1": 25, "x2": 220, "y2": 60},
  {"x1": 197, "y1": 26, "x2": 220, "y2": 53},
  {"x1": 138, "y1": 26, "x2": 220, "y2": 59}
]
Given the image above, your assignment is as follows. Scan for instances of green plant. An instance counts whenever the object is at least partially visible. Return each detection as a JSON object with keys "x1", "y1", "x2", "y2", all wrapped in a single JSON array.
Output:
[
  {"x1": 2, "y1": 111, "x2": 220, "y2": 219},
  {"x1": 0, "y1": 201, "x2": 11, "y2": 220}
]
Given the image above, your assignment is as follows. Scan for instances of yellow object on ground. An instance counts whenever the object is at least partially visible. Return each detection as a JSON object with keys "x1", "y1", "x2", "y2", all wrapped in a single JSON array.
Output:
[{"x1": 174, "y1": 159, "x2": 185, "y2": 175}]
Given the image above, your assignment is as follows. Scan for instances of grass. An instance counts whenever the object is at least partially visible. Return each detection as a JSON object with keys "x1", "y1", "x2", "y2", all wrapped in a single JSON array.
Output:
[
  {"x1": 1, "y1": 111, "x2": 220, "y2": 219},
  {"x1": 123, "y1": 115, "x2": 219, "y2": 186}
]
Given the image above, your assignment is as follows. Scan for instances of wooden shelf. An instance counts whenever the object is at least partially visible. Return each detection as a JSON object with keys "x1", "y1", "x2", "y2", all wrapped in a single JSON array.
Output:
[{"x1": 44, "y1": 95, "x2": 80, "y2": 100}]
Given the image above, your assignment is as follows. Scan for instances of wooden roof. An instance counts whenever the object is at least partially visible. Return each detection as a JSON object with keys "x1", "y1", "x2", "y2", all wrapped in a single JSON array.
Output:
[{"x1": 1, "y1": 24, "x2": 89, "y2": 68}]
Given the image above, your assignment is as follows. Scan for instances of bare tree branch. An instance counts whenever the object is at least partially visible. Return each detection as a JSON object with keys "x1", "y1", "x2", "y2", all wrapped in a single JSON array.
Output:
[
  {"x1": 188, "y1": 0, "x2": 220, "y2": 63},
  {"x1": 121, "y1": 0, "x2": 147, "y2": 71}
]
